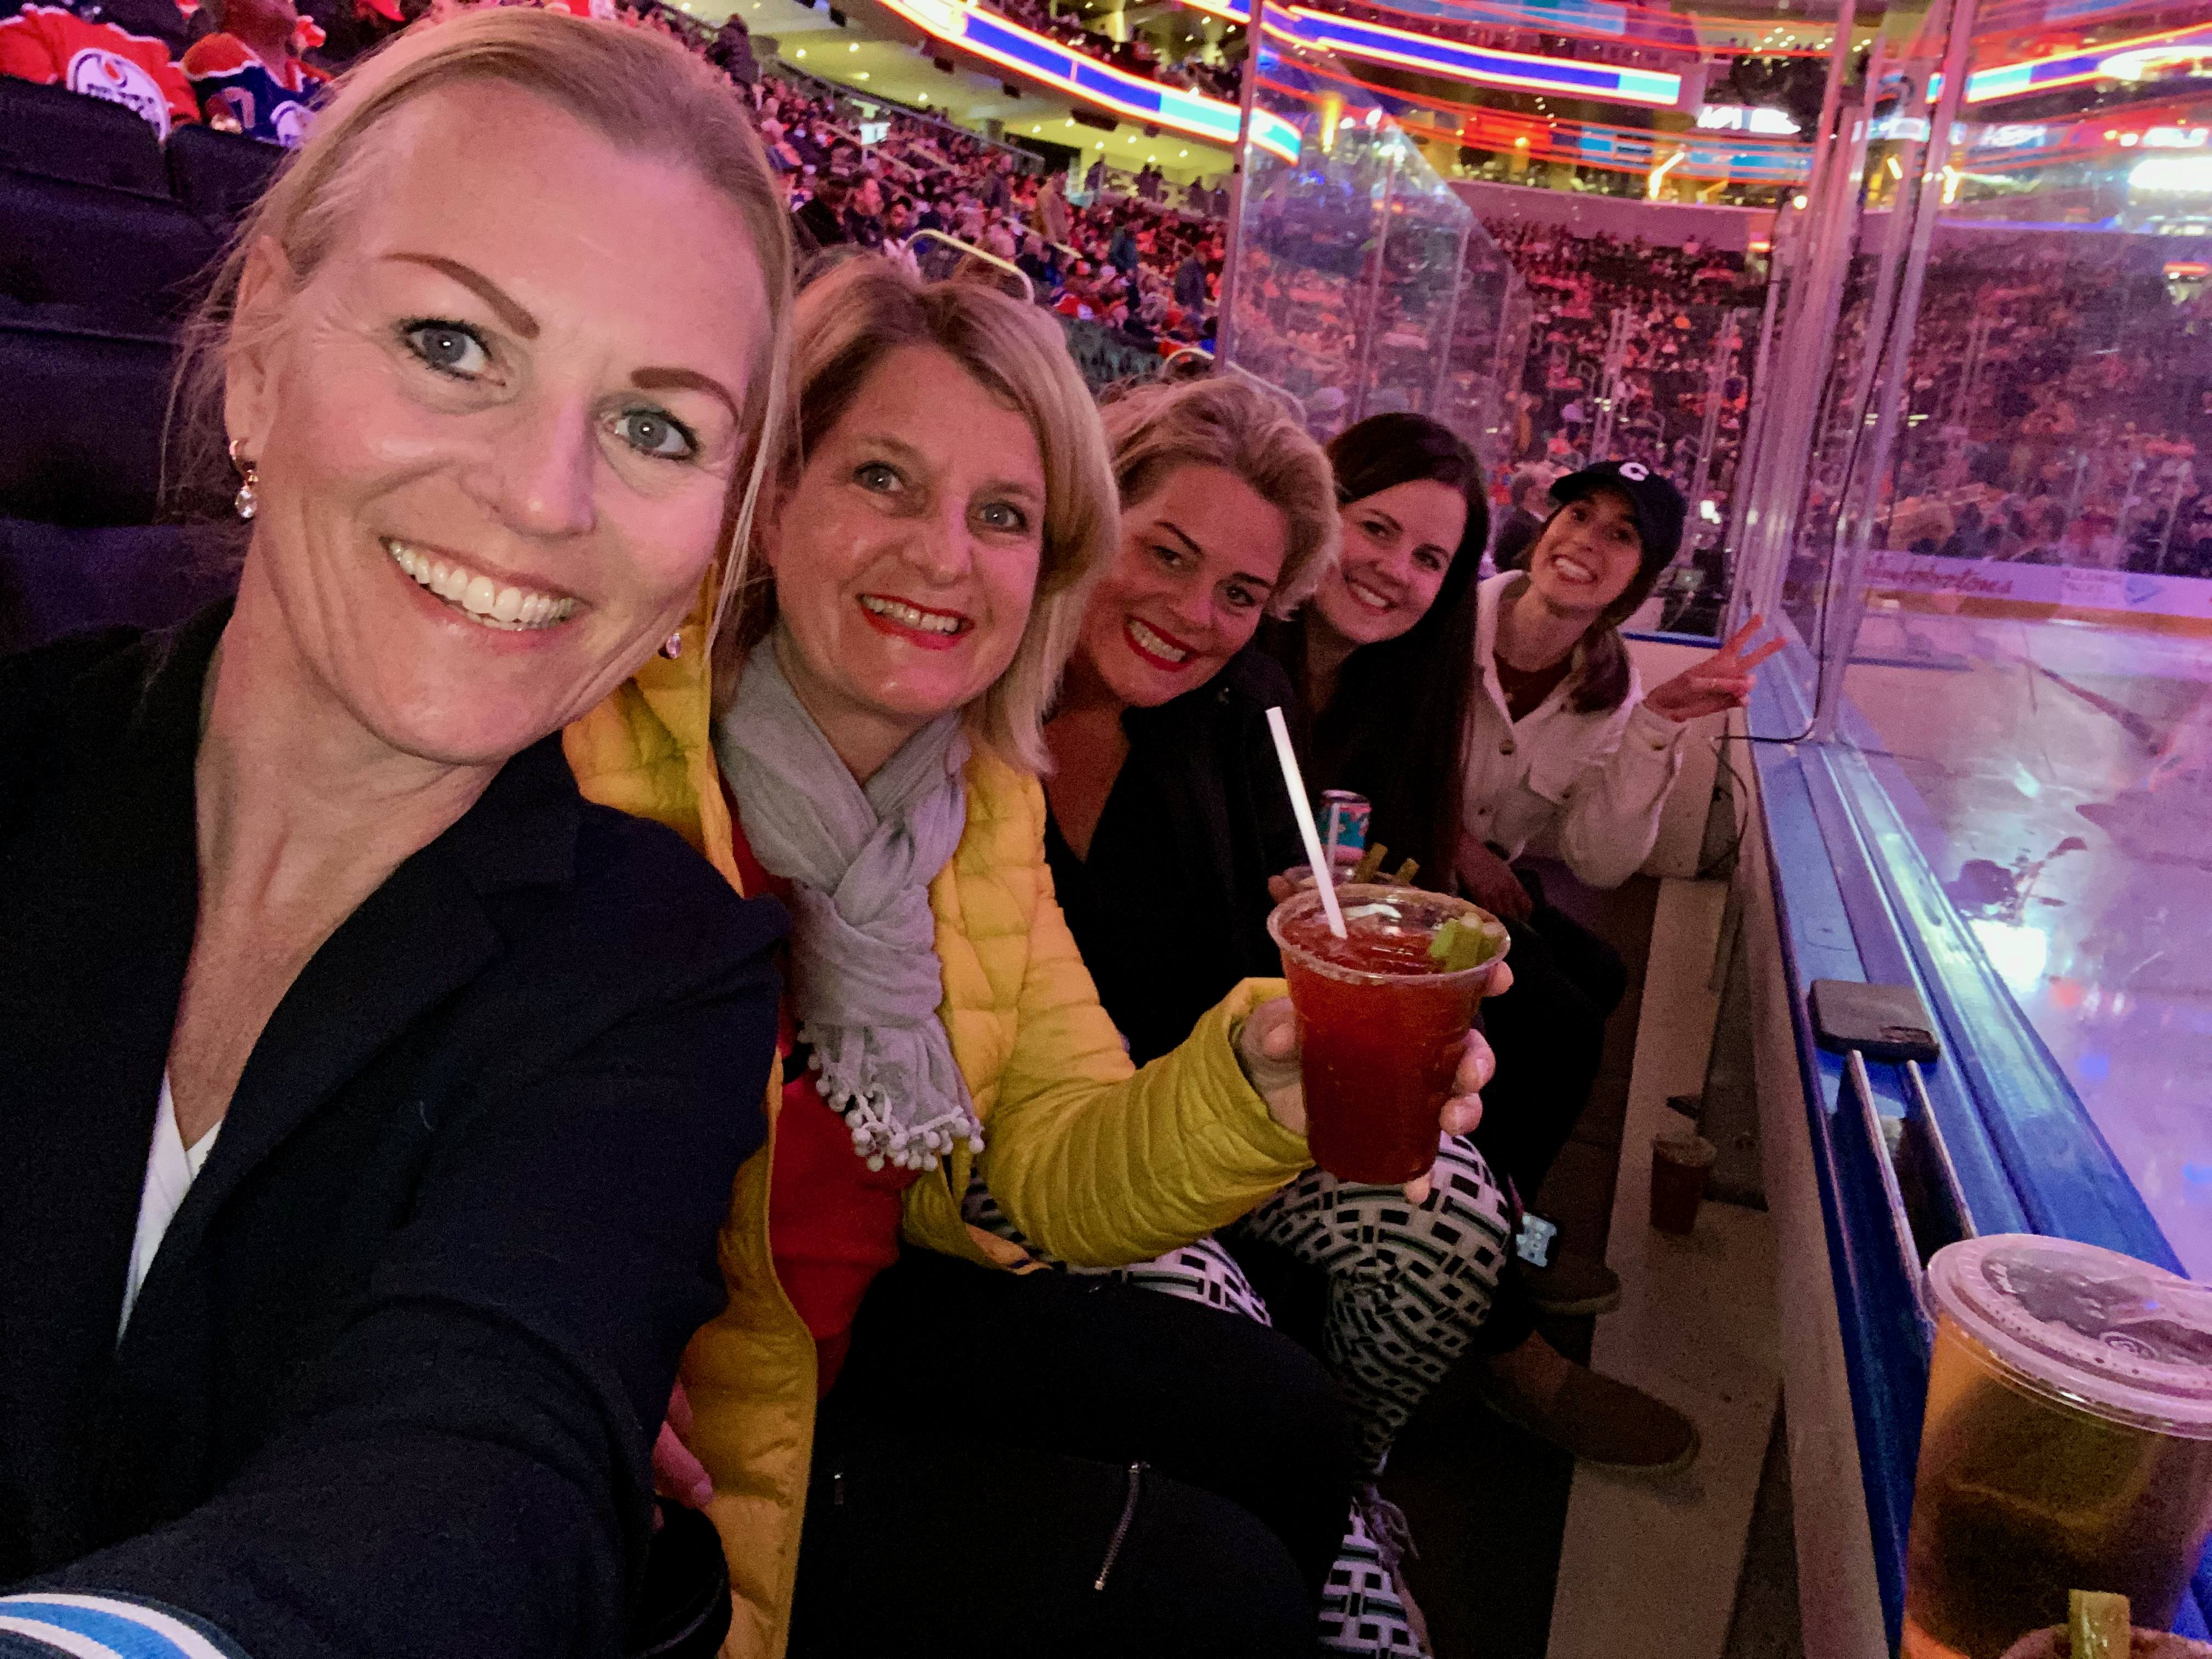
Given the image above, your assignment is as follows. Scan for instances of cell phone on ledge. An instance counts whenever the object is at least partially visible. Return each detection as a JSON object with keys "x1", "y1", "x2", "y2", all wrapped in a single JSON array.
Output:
[{"x1": 1808, "y1": 979, "x2": 1942, "y2": 1065}]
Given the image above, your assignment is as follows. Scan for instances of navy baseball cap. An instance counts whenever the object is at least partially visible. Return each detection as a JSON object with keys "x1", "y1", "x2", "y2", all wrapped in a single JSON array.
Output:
[{"x1": 1551, "y1": 460, "x2": 1686, "y2": 566}]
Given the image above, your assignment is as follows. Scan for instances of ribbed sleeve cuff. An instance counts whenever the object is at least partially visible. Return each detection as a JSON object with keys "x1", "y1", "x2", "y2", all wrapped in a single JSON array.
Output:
[
  {"x1": 1624, "y1": 698, "x2": 1688, "y2": 754},
  {"x1": 1209, "y1": 976, "x2": 1313, "y2": 1173},
  {"x1": 0, "y1": 1594, "x2": 250, "y2": 1659}
]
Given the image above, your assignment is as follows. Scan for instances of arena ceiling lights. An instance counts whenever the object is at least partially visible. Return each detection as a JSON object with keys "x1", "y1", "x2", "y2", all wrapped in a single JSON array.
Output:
[
  {"x1": 1945, "y1": 21, "x2": 2212, "y2": 104},
  {"x1": 1278, "y1": 7, "x2": 1683, "y2": 108},
  {"x1": 874, "y1": 0, "x2": 1302, "y2": 158}
]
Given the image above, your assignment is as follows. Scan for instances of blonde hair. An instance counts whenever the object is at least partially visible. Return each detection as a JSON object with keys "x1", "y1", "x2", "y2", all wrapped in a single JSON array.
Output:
[
  {"x1": 718, "y1": 256, "x2": 1116, "y2": 774},
  {"x1": 168, "y1": 7, "x2": 795, "y2": 628},
  {"x1": 1098, "y1": 375, "x2": 1339, "y2": 616}
]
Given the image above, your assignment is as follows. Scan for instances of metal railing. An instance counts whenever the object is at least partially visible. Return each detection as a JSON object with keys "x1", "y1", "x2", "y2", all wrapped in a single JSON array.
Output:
[{"x1": 906, "y1": 230, "x2": 1034, "y2": 304}]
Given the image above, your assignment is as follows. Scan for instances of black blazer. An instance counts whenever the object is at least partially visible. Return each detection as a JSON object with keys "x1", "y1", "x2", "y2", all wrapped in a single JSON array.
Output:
[
  {"x1": 1044, "y1": 647, "x2": 1305, "y2": 1068},
  {"x1": 0, "y1": 606, "x2": 785, "y2": 1658}
]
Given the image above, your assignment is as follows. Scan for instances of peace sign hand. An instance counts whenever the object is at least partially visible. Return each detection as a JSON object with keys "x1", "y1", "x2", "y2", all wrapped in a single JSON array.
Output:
[{"x1": 1643, "y1": 616, "x2": 1786, "y2": 724}]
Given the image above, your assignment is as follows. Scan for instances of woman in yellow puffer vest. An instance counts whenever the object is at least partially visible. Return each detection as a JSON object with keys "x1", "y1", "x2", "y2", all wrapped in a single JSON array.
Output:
[{"x1": 565, "y1": 259, "x2": 1496, "y2": 1659}]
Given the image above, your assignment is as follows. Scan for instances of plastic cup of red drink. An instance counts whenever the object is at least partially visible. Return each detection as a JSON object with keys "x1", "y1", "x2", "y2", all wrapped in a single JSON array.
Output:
[{"x1": 1266, "y1": 883, "x2": 1510, "y2": 1185}]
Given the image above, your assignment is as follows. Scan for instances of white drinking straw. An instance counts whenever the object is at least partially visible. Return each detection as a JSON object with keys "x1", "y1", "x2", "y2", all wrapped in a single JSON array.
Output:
[{"x1": 1266, "y1": 706, "x2": 1347, "y2": 940}]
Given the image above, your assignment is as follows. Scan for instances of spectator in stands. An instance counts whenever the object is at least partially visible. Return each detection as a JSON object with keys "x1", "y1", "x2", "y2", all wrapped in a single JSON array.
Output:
[
  {"x1": 181, "y1": 0, "x2": 326, "y2": 144},
  {"x1": 0, "y1": 12, "x2": 794, "y2": 1657},
  {"x1": 0, "y1": 0, "x2": 198, "y2": 137},
  {"x1": 706, "y1": 10, "x2": 754, "y2": 83},
  {"x1": 844, "y1": 171, "x2": 884, "y2": 249},
  {"x1": 1263, "y1": 431, "x2": 1733, "y2": 1477},
  {"x1": 1015, "y1": 228, "x2": 1054, "y2": 291},
  {"x1": 1041, "y1": 375, "x2": 1516, "y2": 1654},
  {"x1": 879, "y1": 192, "x2": 919, "y2": 271},
  {"x1": 1173, "y1": 243, "x2": 1207, "y2": 312},
  {"x1": 1493, "y1": 462, "x2": 1556, "y2": 570},
  {"x1": 1107, "y1": 213, "x2": 1138, "y2": 280},
  {"x1": 1455, "y1": 463, "x2": 1780, "y2": 1221},
  {"x1": 790, "y1": 164, "x2": 851, "y2": 251},
  {"x1": 574, "y1": 258, "x2": 1495, "y2": 1658},
  {"x1": 1035, "y1": 163, "x2": 1068, "y2": 243}
]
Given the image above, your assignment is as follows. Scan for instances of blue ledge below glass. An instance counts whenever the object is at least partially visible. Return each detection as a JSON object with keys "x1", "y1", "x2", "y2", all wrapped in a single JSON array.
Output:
[{"x1": 1646, "y1": 633, "x2": 2212, "y2": 1650}]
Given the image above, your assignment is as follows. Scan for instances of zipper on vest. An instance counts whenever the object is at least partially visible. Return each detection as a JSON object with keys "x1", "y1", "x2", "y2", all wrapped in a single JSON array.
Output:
[{"x1": 1093, "y1": 1463, "x2": 1145, "y2": 1591}]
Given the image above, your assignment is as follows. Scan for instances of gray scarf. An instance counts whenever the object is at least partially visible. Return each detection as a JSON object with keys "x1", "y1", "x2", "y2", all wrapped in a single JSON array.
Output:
[{"x1": 714, "y1": 637, "x2": 983, "y2": 1172}]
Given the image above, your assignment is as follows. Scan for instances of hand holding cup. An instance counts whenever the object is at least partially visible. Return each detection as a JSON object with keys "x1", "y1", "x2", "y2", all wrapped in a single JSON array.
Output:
[{"x1": 1240, "y1": 941, "x2": 1513, "y2": 1204}]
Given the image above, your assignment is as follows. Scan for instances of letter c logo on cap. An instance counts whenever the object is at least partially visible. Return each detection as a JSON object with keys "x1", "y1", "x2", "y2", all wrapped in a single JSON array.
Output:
[{"x1": 1619, "y1": 462, "x2": 1650, "y2": 481}]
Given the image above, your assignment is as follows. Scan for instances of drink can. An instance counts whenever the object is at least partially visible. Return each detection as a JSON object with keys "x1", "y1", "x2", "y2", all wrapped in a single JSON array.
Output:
[
  {"x1": 1901, "y1": 1236, "x2": 2212, "y2": 1659},
  {"x1": 1321, "y1": 790, "x2": 1370, "y2": 856}
]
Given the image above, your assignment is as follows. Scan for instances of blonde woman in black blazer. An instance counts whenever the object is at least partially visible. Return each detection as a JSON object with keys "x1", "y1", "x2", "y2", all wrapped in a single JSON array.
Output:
[{"x1": 0, "y1": 13, "x2": 795, "y2": 1658}]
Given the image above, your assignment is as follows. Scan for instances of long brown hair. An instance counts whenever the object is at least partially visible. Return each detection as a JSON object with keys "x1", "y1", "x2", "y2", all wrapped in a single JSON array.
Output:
[{"x1": 1261, "y1": 412, "x2": 1487, "y2": 888}]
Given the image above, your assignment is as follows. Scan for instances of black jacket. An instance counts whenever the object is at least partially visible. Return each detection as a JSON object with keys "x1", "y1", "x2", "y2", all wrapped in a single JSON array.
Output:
[
  {"x1": 0, "y1": 607, "x2": 784, "y2": 1658},
  {"x1": 789, "y1": 194, "x2": 848, "y2": 255},
  {"x1": 1045, "y1": 648, "x2": 1304, "y2": 1068}
]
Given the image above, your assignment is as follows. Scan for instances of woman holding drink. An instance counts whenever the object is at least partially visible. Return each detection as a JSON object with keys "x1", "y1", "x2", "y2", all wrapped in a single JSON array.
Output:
[
  {"x1": 563, "y1": 262, "x2": 1499, "y2": 1658},
  {"x1": 1263, "y1": 426, "x2": 1781, "y2": 1475},
  {"x1": 1028, "y1": 374, "x2": 1517, "y2": 1653},
  {"x1": 1270, "y1": 447, "x2": 1782, "y2": 1218}
]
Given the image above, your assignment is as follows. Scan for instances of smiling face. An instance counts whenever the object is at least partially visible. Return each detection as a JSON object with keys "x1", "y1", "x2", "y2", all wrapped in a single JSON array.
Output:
[
  {"x1": 1523, "y1": 488, "x2": 1645, "y2": 617},
  {"x1": 762, "y1": 342, "x2": 1047, "y2": 776},
  {"x1": 1077, "y1": 465, "x2": 1288, "y2": 710},
  {"x1": 1307, "y1": 477, "x2": 1468, "y2": 651},
  {"x1": 222, "y1": 85, "x2": 769, "y2": 770}
]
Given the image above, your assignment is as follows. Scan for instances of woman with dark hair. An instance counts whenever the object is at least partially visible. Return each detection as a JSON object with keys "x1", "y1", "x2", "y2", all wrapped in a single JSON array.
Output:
[
  {"x1": 1270, "y1": 412, "x2": 1488, "y2": 889},
  {"x1": 1263, "y1": 430, "x2": 1778, "y2": 1476},
  {"x1": 1449, "y1": 463, "x2": 1778, "y2": 1210}
]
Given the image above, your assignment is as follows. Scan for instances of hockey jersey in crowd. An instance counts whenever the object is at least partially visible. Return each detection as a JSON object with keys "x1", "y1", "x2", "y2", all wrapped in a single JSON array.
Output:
[
  {"x1": 180, "y1": 30, "x2": 323, "y2": 145},
  {"x1": 0, "y1": 0, "x2": 199, "y2": 136}
]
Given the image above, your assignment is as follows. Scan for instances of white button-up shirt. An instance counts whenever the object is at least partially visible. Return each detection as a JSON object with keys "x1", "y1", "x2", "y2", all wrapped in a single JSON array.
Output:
[{"x1": 1463, "y1": 571, "x2": 1686, "y2": 890}]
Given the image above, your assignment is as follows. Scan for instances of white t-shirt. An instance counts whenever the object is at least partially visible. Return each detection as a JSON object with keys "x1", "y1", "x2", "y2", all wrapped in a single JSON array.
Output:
[{"x1": 117, "y1": 1075, "x2": 220, "y2": 1340}]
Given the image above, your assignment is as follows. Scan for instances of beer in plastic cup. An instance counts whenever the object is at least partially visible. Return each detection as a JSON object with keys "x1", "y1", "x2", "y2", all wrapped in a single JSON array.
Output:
[
  {"x1": 1901, "y1": 1236, "x2": 2212, "y2": 1659},
  {"x1": 1649, "y1": 1133, "x2": 1717, "y2": 1235},
  {"x1": 1266, "y1": 884, "x2": 1508, "y2": 1185}
]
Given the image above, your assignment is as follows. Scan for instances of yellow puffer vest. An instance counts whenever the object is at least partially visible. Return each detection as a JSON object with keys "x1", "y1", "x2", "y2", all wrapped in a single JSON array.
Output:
[{"x1": 562, "y1": 606, "x2": 1307, "y2": 1659}]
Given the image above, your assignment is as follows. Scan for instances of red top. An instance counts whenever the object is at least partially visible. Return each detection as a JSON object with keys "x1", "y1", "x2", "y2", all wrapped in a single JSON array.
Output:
[
  {"x1": 728, "y1": 804, "x2": 919, "y2": 1396},
  {"x1": 0, "y1": 7, "x2": 199, "y2": 137}
]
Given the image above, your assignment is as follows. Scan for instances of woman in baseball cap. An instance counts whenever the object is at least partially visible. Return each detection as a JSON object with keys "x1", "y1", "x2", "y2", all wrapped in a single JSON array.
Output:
[
  {"x1": 1433, "y1": 456, "x2": 1780, "y2": 1474},
  {"x1": 1458, "y1": 456, "x2": 1778, "y2": 1190}
]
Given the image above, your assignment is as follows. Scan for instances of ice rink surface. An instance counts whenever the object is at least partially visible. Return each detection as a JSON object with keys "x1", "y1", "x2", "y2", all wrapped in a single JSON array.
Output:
[{"x1": 1840, "y1": 601, "x2": 2212, "y2": 1279}]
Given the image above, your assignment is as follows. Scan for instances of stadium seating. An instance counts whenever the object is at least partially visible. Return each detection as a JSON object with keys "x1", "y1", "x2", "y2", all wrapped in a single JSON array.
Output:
[
  {"x1": 0, "y1": 312, "x2": 176, "y2": 524},
  {"x1": 0, "y1": 74, "x2": 167, "y2": 193},
  {"x1": 0, "y1": 74, "x2": 287, "y2": 649},
  {"x1": 0, "y1": 516, "x2": 237, "y2": 654},
  {"x1": 167, "y1": 122, "x2": 284, "y2": 225},
  {"x1": 0, "y1": 167, "x2": 221, "y2": 318}
]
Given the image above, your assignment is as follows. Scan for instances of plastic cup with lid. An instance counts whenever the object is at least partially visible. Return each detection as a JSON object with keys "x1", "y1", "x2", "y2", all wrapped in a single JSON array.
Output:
[{"x1": 1901, "y1": 1234, "x2": 2212, "y2": 1659}]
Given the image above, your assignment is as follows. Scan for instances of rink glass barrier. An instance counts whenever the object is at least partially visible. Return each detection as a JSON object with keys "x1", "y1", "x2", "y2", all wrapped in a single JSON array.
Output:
[
  {"x1": 1220, "y1": 12, "x2": 1521, "y2": 473},
  {"x1": 1718, "y1": 0, "x2": 2212, "y2": 1641},
  {"x1": 1221, "y1": 10, "x2": 1775, "y2": 631}
]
